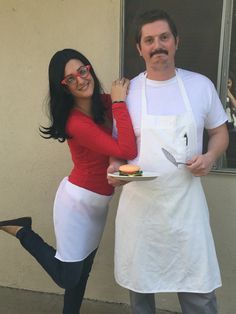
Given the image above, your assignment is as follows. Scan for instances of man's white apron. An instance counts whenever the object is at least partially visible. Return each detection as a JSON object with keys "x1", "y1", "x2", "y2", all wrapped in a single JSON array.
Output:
[{"x1": 115, "y1": 71, "x2": 221, "y2": 293}]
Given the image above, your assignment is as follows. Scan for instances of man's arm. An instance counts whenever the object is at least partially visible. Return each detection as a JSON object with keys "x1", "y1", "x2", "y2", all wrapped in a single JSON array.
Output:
[{"x1": 187, "y1": 123, "x2": 229, "y2": 176}]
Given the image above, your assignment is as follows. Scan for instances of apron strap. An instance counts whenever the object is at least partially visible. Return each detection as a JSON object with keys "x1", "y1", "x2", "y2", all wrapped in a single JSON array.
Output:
[{"x1": 140, "y1": 69, "x2": 198, "y2": 155}]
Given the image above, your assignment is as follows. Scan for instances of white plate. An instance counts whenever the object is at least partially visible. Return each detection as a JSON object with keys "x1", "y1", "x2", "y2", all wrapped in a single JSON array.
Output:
[{"x1": 108, "y1": 171, "x2": 159, "y2": 182}]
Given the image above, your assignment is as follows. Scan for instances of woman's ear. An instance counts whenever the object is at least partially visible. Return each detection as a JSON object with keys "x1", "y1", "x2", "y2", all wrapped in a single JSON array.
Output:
[{"x1": 63, "y1": 85, "x2": 71, "y2": 95}]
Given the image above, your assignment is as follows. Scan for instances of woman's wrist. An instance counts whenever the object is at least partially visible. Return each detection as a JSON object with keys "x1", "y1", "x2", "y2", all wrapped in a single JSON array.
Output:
[{"x1": 112, "y1": 100, "x2": 125, "y2": 104}]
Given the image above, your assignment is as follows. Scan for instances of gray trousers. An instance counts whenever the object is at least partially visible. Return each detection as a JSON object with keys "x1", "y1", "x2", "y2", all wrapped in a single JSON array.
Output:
[{"x1": 129, "y1": 290, "x2": 218, "y2": 314}]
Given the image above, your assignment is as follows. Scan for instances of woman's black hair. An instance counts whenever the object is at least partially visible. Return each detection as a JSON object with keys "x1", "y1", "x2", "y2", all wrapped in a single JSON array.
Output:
[{"x1": 40, "y1": 48, "x2": 106, "y2": 142}]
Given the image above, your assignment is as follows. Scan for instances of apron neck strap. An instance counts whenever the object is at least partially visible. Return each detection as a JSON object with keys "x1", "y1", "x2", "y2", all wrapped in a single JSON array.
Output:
[{"x1": 141, "y1": 69, "x2": 192, "y2": 115}]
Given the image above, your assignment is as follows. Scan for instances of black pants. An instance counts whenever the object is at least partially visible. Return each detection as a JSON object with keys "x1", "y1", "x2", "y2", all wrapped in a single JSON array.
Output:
[{"x1": 16, "y1": 227, "x2": 97, "y2": 314}]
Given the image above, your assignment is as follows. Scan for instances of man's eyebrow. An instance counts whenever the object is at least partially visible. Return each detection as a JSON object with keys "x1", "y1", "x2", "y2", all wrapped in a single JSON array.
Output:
[
  {"x1": 143, "y1": 31, "x2": 171, "y2": 37},
  {"x1": 160, "y1": 31, "x2": 171, "y2": 35}
]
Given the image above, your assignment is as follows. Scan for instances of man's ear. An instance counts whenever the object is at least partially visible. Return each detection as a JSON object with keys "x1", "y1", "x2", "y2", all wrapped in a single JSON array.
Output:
[
  {"x1": 136, "y1": 43, "x2": 142, "y2": 57},
  {"x1": 175, "y1": 36, "x2": 179, "y2": 50}
]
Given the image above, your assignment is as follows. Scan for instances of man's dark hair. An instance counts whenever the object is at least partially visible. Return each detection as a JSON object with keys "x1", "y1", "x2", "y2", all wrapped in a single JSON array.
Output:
[{"x1": 135, "y1": 9, "x2": 178, "y2": 46}]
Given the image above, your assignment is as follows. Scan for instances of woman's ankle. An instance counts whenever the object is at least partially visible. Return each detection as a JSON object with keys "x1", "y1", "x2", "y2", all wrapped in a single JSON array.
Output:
[{"x1": 0, "y1": 225, "x2": 23, "y2": 237}]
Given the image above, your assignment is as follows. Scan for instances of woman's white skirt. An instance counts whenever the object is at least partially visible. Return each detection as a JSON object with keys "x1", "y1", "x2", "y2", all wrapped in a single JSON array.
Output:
[{"x1": 53, "y1": 177, "x2": 111, "y2": 262}]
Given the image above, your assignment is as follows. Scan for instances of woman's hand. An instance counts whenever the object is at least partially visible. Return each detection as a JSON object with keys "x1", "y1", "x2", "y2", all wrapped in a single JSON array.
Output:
[
  {"x1": 228, "y1": 88, "x2": 233, "y2": 99},
  {"x1": 107, "y1": 158, "x2": 128, "y2": 187},
  {"x1": 111, "y1": 78, "x2": 130, "y2": 103},
  {"x1": 228, "y1": 89, "x2": 236, "y2": 109}
]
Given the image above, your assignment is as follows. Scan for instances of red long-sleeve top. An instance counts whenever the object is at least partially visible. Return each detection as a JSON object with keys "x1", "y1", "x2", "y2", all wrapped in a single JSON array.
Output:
[{"x1": 66, "y1": 94, "x2": 137, "y2": 195}]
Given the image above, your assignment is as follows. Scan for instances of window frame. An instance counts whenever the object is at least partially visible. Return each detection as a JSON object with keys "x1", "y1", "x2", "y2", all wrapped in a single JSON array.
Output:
[
  {"x1": 120, "y1": 0, "x2": 236, "y2": 174},
  {"x1": 214, "y1": 0, "x2": 235, "y2": 173}
]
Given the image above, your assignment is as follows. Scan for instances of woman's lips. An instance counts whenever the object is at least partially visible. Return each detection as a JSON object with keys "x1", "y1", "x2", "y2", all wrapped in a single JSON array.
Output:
[{"x1": 77, "y1": 82, "x2": 89, "y2": 91}]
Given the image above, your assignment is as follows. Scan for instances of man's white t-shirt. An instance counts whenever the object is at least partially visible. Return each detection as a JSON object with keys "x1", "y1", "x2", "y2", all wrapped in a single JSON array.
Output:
[{"x1": 118, "y1": 68, "x2": 227, "y2": 154}]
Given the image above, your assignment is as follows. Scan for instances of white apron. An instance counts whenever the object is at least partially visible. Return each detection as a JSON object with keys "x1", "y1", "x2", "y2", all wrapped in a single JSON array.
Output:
[
  {"x1": 54, "y1": 177, "x2": 111, "y2": 262},
  {"x1": 115, "y1": 72, "x2": 221, "y2": 293}
]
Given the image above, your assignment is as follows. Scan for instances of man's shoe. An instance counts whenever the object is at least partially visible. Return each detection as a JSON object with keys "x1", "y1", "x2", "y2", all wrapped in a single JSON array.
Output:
[{"x1": 0, "y1": 217, "x2": 32, "y2": 228}]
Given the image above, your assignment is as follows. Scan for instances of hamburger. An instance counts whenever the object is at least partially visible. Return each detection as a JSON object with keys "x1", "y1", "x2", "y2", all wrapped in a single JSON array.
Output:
[{"x1": 119, "y1": 164, "x2": 143, "y2": 177}]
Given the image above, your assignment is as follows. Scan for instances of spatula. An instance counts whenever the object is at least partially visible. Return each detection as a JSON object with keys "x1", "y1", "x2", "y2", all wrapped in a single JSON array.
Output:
[{"x1": 161, "y1": 148, "x2": 187, "y2": 167}]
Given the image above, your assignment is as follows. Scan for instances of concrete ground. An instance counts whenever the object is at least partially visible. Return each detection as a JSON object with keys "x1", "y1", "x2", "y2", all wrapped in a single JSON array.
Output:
[{"x1": 0, "y1": 286, "x2": 178, "y2": 314}]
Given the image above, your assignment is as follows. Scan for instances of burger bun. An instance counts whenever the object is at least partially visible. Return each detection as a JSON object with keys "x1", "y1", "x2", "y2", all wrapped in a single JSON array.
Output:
[{"x1": 118, "y1": 164, "x2": 142, "y2": 176}]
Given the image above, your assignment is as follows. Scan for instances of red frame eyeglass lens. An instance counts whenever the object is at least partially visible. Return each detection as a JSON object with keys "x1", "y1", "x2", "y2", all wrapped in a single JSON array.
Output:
[{"x1": 61, "y1": 65, "x2": 91, "y2": 86}]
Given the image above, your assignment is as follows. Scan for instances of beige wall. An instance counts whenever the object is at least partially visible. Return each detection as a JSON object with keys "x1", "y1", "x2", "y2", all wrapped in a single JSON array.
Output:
[
  {"x1": 0, "y1": 0, "x2": 120, "y2": 294},
  {"x1": 0, "y1": 1, "x2": 235, "y2": 314},
  {"x1": 201, "y1": 174, "x2": 236, "y2": 314}
]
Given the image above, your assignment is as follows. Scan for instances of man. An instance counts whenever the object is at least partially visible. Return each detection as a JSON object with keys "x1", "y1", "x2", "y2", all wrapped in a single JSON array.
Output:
[{"x1": 108, "y1": 9, "x2": 229, "y2": 314}]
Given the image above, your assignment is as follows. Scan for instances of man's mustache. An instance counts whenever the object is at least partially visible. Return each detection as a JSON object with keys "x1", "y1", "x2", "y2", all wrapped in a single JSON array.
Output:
[{"x1": 150, "y1": 49, "x2": 168, "y2": 57}]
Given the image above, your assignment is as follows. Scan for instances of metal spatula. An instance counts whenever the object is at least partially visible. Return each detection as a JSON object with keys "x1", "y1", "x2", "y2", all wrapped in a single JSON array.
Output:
[{"x1": 161, "y1": 148, "x2": 187, "y2": 167}]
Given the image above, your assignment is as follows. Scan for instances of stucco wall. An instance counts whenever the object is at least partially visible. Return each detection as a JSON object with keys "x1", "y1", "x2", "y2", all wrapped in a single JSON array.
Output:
[
  {"x1": 201, "y1": 174, "x2": 236, "y2": 314},
  {"x1": 0, "y1": 1, "x2": 235, "y2": 314},
  {"x1": 0, "y1": 0, "x2": 120, "y2": 295}
]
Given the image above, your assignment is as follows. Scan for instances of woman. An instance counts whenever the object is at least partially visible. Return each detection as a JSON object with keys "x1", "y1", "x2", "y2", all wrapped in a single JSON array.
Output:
[
  {"x1": 226, "y1": 73, "x2": 236, "y2": 128},
  {"x1": 0, "y1": 48, "x2": 137, "y2": 313}
]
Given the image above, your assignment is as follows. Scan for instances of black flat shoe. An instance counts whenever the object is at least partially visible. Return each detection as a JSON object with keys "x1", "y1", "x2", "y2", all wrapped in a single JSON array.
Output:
[{"x1": 0, "y1": 217, "x2": 32, "y2": 228}]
